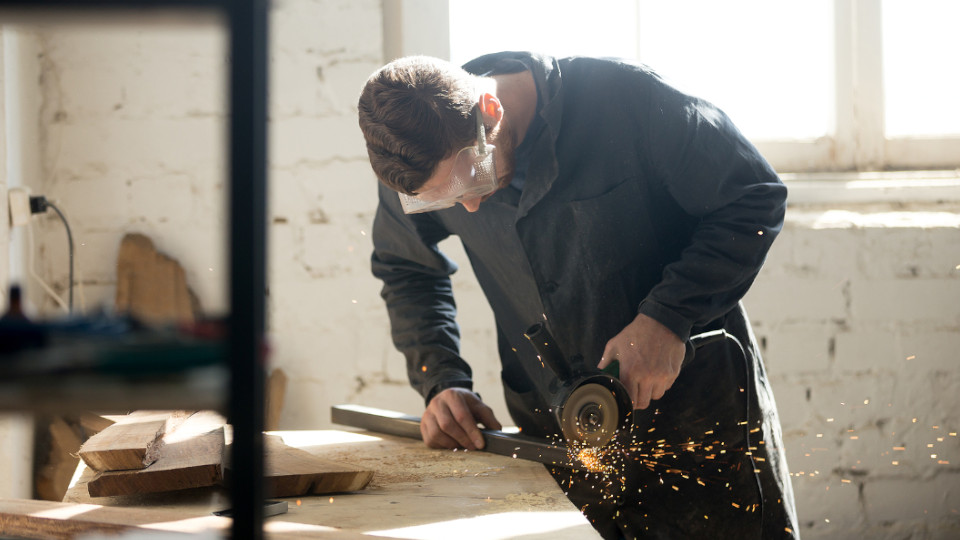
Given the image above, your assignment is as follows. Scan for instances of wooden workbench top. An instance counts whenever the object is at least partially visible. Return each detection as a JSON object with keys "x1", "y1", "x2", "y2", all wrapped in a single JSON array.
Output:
[{"x1": 28, "y1": 429, "x2": 599, "y2": 539}]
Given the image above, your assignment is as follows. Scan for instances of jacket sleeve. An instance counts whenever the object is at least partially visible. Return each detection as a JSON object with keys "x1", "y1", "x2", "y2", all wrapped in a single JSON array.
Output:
[
  {"x1": 637, "y1": 77, "x2": 787, "y2": 341},
  {"x1": 370, "y1": 183, "x2": 474, "y2": 404}
]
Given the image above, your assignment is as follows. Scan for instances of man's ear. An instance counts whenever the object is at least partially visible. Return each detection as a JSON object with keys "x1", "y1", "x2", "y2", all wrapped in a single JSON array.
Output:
[{"x1": 478, "y1": 93, "x2": 503, "y2": 124}]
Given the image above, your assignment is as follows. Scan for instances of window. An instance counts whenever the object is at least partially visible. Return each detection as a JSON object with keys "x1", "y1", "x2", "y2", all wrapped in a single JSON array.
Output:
[{"x1": 443, "y1": 0, "x2": 960, "y2": 174}]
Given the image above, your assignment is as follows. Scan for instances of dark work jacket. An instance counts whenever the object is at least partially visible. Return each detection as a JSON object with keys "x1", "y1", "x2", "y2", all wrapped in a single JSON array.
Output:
[{"x1": 371, "y1": 52, "x2": 799, "y2": 539}]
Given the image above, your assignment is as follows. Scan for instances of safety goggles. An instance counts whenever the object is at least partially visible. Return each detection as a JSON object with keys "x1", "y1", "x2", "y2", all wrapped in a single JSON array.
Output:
[{"x1": 398, "y1": 108, "x2": 497, "y2": 214}]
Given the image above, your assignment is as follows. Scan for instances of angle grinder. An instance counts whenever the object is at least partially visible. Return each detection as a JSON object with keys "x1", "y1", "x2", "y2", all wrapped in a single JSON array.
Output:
[
  {"x1": 523, "y1": 323, "x2": 632, "y2": 448},
  {"x1": 523, "y1": 322, "x2": 731, "y2": 449}
]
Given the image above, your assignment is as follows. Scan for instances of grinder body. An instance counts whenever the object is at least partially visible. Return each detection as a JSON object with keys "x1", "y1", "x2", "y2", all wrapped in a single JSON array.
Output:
[
  {"x1": 523, "y1": 323, "x2": 729, "y2": 448},
  {"x1": 524, "y1": 323, "x2": 633, "y2": 448}
]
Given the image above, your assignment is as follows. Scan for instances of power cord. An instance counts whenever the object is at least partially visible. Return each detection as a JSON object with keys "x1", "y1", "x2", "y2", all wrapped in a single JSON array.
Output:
[{"x1": 29, "y1": 195, "x2": 74, "y2": 313}]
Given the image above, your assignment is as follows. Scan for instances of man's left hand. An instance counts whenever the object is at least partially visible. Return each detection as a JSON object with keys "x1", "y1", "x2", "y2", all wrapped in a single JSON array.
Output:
[{"x1": 598, "y1": 313, "x2": 685, "y2": 410}]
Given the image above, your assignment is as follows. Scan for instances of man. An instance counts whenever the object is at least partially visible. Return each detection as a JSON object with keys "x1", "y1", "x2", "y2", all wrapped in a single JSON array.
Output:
[{"x1": 358, "y1": 52, "x2": 799, "y2": 539}]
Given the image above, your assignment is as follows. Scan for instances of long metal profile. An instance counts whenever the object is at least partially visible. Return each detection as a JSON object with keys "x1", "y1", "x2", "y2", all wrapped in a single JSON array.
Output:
[{"x1": 332, "y1": 404, "x2": 579, "y2": 469}]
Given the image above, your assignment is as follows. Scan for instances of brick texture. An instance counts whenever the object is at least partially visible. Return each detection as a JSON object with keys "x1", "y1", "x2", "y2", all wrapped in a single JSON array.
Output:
[{"x1": 6, "y1": 4, "x2": 960, "y2": 537}]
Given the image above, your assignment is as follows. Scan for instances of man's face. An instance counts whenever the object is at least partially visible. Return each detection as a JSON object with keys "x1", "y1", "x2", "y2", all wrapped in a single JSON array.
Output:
[
  {"x1": 423, "y1": 120, "x2": 516, "y2": 213},
  {"x1": 399, "y1": 116, "x2": 517, "y2": 214}
]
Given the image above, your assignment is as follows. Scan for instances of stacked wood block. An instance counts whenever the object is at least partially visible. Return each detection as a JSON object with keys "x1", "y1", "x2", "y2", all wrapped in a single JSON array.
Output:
[
  {"x1": 79, "y1": 411, "x2": 225, "y2": 497},
  {"x1": 77, "y1": 410, "x2": 373, "y2": 498}
]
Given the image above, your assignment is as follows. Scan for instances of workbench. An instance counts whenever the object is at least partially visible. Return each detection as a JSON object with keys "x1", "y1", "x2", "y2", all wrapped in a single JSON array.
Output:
[{"x1": 0, "y1": 429, "x2": 600, "y2": 539}]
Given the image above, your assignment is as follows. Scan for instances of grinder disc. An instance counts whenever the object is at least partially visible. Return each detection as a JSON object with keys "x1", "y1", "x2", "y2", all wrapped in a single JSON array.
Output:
[{"x1": 561, "y1": 383, "x2": 620, "y2": 447}]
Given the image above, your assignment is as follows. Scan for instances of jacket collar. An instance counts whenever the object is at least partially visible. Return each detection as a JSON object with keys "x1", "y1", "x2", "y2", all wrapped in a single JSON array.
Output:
[{"x1": 463, "y1": 52, "x2": 563, "y2": 220}]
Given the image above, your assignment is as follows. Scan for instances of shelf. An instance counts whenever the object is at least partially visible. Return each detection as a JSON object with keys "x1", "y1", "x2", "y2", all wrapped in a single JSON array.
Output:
[
  {"x1": 0, "y1": 0, "x2": 268, "y2": 536},
  {"x1": 0, "y1": 366, "x2": 228, "y2": 414}
]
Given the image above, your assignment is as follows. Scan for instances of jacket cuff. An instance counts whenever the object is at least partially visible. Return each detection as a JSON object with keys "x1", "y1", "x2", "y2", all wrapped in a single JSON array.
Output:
[
  {"x1": 424, "y1": 378, "x2": 474, "y2": 406},
  {"x1": 638, "y1": 299, "x2": 693, "y2": 342}
]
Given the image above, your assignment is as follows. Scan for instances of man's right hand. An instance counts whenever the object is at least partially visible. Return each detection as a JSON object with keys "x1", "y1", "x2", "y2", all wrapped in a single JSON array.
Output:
[{"x1": 421, "y1": 387, "x2": 502, "y2": 451}]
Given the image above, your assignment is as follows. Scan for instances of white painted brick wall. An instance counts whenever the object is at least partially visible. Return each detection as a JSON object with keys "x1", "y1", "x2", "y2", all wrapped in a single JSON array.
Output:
[
  {"x1": 745, "y1": 206, "x2": 960, "y2": 538},
  {"x1": 1, "y1": 26, "x2": 38, "y2": 500},
  {"x1": 3, "y1": 3, "x2": 958, "y2": 538}
]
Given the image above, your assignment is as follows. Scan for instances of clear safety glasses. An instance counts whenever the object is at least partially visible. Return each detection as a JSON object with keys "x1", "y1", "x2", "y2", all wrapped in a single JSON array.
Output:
[{"x1": 398, "y1": 108, "x2": 497, "y2": 214}]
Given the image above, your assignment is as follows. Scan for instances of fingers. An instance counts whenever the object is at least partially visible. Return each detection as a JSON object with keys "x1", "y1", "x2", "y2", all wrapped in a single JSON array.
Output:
[
  {"x1": 630, "y1": 375, "x2": 670, "y2": 410},
  {"x1": 597, "y1": 347, "x2": 616, "y2": 370},
  {"x1": 633, "y1": 380, "x2": 653, "y2": 410},
  {"x1": 598, "y1": 340, "x2": 624, "y2": 371},
  {"x1": 421, "y1": 388, "x2": 494, "y2": 450},
  {"x1": 420, "y1": 420, "x2": 460, "y2": 449},
  {"x1": 471, "y1": 400, "x2": 502, "y2": 432}
]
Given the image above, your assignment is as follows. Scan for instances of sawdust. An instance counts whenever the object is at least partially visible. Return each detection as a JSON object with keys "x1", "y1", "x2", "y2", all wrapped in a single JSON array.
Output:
[
  {"x1": 319, "y1": 446, "x2": 499, "y2": 488},
  {"x1": 490, "y1": 490, "x2": 567, "y2": 510}
]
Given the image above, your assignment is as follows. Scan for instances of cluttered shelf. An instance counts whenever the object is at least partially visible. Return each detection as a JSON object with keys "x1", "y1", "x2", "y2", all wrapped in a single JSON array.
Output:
[
  {"x1": 0, "y1": 0, "x2": 268, "y2": 535},
  {"x1": 0, "y1": 312, "x2": 228, "y2": 413}
]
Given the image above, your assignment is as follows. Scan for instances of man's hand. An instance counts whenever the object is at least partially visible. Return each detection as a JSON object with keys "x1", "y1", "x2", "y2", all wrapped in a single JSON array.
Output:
[
  {"x1": 421, "y1": 387, "x2": 502, "y2": 451},
  {"x1": 598, "y1": 313, "x2": 686, "y2": 410}
]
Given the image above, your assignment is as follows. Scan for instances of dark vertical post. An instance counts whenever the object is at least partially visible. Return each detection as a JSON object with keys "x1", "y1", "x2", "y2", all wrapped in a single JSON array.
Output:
[{"x1": 227, "y1": 0, "x2": 268, "y2": 538}]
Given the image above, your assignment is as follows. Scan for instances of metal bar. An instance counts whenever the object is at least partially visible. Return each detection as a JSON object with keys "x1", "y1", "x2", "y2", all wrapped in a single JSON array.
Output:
[
  {"x1": 331, "y1": 404, "x2": 579, "y2": 469},
  {"x1": 227, "y1": 0, "x2": 268, "y2": 538}
]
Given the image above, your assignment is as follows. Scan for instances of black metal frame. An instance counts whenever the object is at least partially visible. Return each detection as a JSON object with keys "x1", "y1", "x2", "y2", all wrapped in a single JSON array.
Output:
[{"x1": 0, "y1": 1, "x2": 269, "y2": 537}]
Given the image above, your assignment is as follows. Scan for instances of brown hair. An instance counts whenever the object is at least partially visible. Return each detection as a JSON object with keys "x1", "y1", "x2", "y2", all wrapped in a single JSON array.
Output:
[{"x1": 358, "y1": 56, "x2": 479, "y2": 195}]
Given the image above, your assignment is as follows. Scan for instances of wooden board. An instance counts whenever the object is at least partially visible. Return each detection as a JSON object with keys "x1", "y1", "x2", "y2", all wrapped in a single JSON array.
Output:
[
  {"x1": 115, "y1": 233, "x2": 197, "y2": 325},
  {"x1": 78, "y1": 414, "x2": 169, "y2": 472},
  {"x1": 62, "y1": 430, "x2": 599, "y2": 539},
  {"x1": 35, "y1": 416, "x2": 83, "y2": 502},
  {"x1": 0, "y1": 498, "x2": 376, "y2": 539},
  {"x1": 87, "y1": 412, "x2": 226, "y2": 497},
  {"x1": 78, "y1": 412, "x2": 116, "y2": 435},
  {"x1": 258, "y1": 435, "x2": 373, "y2": 497},
  {"x1": 265, "y1": 367, "x2": 288, "y2": 431}
]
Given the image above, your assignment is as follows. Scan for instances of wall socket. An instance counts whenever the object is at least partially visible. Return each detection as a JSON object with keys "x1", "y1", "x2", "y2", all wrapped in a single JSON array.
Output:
[{"x1": 8, "y1": 187, "x2": 32, "y2": 227}]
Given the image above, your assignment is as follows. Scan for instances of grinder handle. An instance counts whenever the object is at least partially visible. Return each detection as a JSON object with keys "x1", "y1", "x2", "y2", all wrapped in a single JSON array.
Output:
[{"x1": 600, "y1": 329, "x2": 731, "y2": 379}]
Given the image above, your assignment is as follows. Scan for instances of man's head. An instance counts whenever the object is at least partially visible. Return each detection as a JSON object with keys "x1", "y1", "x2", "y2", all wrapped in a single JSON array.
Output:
[{"x1": 358, "y1": 56, "x2": 513, "y2": 212}]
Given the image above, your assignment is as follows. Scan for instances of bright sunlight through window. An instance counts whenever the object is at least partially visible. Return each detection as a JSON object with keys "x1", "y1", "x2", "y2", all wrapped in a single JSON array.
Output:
[{"x1": 450, "y1": 0, "x2": 959, "y2": 145}]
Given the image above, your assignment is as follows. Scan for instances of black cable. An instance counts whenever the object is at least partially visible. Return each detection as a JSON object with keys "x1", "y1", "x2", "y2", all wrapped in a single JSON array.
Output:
[
  {"x1": 29, "y1": 196, "x2": 74, "y2": 313},
  {"x1": 721, "y1": 331, "x2": 767, "y2": 534}
]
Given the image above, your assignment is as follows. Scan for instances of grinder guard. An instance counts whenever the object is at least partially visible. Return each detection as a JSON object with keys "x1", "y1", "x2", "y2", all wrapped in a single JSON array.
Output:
[{"x1": 523, "y1": 323, "x2": 633, "y2": 447}]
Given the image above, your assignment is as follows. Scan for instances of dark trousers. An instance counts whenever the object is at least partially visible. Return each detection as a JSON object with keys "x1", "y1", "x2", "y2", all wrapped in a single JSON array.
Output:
[{"x1": 549, "y1": 308, "x2": 799, "y2": 539}]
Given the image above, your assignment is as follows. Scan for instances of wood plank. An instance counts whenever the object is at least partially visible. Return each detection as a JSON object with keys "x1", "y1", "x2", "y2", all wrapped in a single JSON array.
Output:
[
  {"x1": 35, "y1": 416, "x2": 83, "y2": 502},
  {"x1": 77, "y1": 412, "x2": 115, "y2": 436},
  {"x1": 115, "y1": 233, "x2": 197, "y2": 326},
  {"x1": 0, "y1": 498, "x2": 376, "y2": 539},
  {"x1": 258, "y1": 435, "x2": 373, "y2": 497},
  {"x1": 87, "y1": 412, "x2": 226, "y2": 497},
  {"x1": 61, "y1": 430, "x2": 598, "y2": 539},
  {"x1": 78, "y1": 415, "x2": 168, "y2": 472},
  {"x1": 265, "y1": 367, "x2": 288, "y2": 431}
]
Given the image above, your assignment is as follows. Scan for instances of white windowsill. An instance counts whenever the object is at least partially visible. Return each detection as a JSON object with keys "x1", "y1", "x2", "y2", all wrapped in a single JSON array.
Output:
[{"x1": 782, "y1": 169, "x2": 960, "y2": 206}]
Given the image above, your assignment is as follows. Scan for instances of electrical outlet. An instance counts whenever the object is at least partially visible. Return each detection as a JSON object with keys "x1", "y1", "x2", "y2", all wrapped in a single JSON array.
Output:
[{"x1": 8, "y1": 187, "x2": 32, "y2": 227}]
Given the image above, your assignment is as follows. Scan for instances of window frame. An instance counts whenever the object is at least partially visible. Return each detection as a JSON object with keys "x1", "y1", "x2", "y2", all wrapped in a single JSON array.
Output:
[{"x1": 383, "y1": 0, "x2": 960, "y2": 180}]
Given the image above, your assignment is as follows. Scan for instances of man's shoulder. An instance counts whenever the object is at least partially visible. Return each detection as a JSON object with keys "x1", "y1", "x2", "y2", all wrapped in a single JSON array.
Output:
[
  {"x1": 462, "y1": 51, "x2": 545, "y2": 75},
  {"x1": 559, "y1": 55, "x2": 661, "y2": 82}
]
